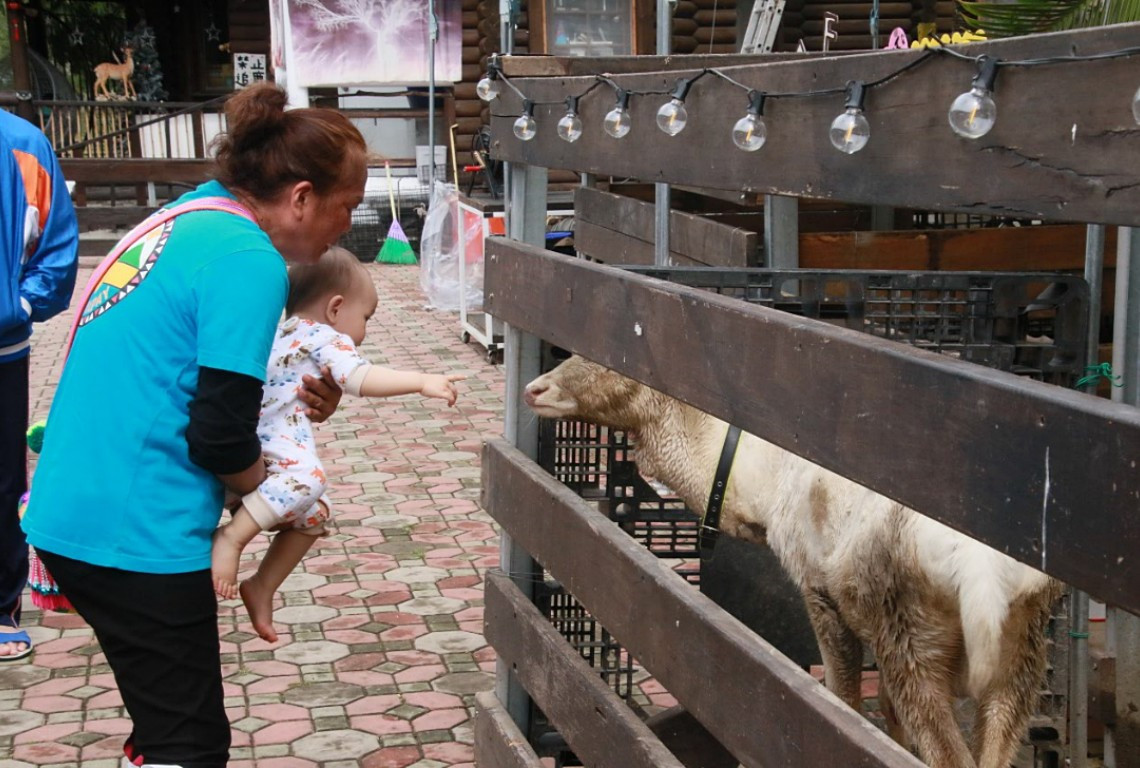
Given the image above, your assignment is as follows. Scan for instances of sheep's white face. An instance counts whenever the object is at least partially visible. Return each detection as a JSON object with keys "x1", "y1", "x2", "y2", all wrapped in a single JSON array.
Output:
[{"x1": 524, "y1": 355, "x2": 646, "y2": 430}]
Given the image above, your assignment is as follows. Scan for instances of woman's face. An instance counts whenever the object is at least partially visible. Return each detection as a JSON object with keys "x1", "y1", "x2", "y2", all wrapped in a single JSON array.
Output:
[{"x1": 274, "y1": 163, "x2": 367, "y2": 264}]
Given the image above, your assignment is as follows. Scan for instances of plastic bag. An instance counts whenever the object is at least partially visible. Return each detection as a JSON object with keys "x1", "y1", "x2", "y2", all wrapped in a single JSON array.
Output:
[{"x1": 418, "y1": 181, "x2": 484, "y2": 312}]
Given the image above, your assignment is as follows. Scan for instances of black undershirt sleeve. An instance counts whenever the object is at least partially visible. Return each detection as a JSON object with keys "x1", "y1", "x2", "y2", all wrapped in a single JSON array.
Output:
[{"x1": 186, "y1": 366, "x2": 264, "y2": 476}]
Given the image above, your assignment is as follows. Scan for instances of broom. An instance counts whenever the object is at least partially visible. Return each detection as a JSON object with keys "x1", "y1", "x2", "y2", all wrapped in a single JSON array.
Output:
[{"x1": 376, "y1": 161, "x2": 417, "y2": 264}]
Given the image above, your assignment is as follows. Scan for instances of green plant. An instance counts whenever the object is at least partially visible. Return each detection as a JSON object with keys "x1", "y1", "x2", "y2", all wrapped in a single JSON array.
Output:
[{"x1": 959, "y1": 0, "x2": 1140, "y2": 37}]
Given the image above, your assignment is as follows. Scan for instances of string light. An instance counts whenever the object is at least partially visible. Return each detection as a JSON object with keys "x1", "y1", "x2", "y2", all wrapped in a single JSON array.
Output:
[
  {"x1": 513, "y1": 100, "x2": 537, "y2": 141},
  {"x1": 948, "y1": 55, "x2": 999, "y2": 139},
  {"x1": 557, "y1": 95, "x2": 584, "y2": 143},
  {"x1": 829, "y1": 81, "x2": 871, "y2": 154},
  {"x1": 476, "y1": 57, "x2": 501, "y2": 102},
  {"x1": 656, "y1": 77, "x2": 694, "y2": 136},
  {"x1": 732, "y1": 90, "x2": 768, "y2": 152},
  {"x1": 604, "y1": 88, "x2": 632, "y2": 139},
  {"x1": 481, "y1": 43, "x2": 1140, "y2": 149}
]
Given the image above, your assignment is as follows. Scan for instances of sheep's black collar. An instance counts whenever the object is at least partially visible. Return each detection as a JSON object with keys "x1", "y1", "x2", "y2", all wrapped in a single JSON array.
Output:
[{"x1": 700, "y1": 425, "x2": 742, "y2": 554}]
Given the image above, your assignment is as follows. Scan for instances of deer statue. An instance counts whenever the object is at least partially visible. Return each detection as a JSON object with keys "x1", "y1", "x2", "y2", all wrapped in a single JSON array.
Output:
[{"x1": 93, "y1": 46, "x2": 136, "y2": 101}]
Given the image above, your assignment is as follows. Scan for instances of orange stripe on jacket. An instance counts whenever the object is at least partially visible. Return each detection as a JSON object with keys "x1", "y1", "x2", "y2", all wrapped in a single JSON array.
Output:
[{"x1": 12, "y1": 148, "x2": 52, "y2": 232}]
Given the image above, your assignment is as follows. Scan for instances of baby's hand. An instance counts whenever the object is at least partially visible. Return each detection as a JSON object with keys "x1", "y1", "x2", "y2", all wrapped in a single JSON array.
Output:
[{"x1": 421, "y1": 373, "x2": 466, "y2": 406}]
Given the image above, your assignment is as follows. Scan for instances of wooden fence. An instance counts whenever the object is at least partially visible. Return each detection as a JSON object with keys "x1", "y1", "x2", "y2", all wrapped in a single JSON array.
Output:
[{"x1": 478, "y1": 21, "x2": 1140, "y2": 768}]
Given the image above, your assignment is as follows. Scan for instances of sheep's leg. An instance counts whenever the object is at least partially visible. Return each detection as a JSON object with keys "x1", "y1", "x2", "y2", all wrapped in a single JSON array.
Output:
[
  {"x1": 803, "y1": 588, "x2": 864, "y2": 711},
  {"x1": 877, "y1": 682, "x2": 910, "y2": 747},
  {"x1": 972, "y1": 597, "x2": 1053, "y2": 768},
  {"x1": 877, "y1": 648, "x2": 976, "y2": 768}
]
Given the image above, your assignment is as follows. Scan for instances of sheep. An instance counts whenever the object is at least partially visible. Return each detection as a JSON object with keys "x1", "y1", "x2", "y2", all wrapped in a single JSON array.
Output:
[{"x1": 524, "y1": 354, "x2": 1061, "y2": 768}]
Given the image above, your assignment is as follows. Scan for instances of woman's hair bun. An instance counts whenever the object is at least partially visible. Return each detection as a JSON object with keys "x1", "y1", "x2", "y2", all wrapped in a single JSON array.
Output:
[{"x1": 223, "y1": 83, "x2": 289, "y2": 151}]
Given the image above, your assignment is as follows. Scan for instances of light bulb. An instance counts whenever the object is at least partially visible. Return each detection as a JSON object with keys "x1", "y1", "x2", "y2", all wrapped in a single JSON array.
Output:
[
  {"x1": 732, "y1": 114, "x2": 767, "y2": 152},
  {"x1": 1132, "y1": 85, "x2": 1140, "y2": 125},
  {"x1": 557, "y1": 111, "x2": 583, "y2": 142},
  {"x1": 603, "y1": 106, "x2": 631, "y2": 138},
  {"x1": 830, "y1": 108, "x2": 870, "y2": 154},
  {"x1": 948, "y1": 86, "x2": 996, "y2": 139},
  {"x1": 656, "y1": 98, "x2": 688, "y2": 135},
  {"x1": 476, "y1": 75, "x2": 500, "y2": 102},
  {"x1": 603, "y1": 89, "x2": 632, "y2": 139},
  {"x1": 948, "y1": 57, "x2": 999, "y2": 139},
  {"x1": 557, "y1": 95, "x2": 583, "y2": 143},
  {"x1": 732, "y1": 90, "x2": 768, "y2": 152},
  {"x1": 830, "y1": 81, "x2": 870, "y2": 154},
  {"x1": 513, "y1": 100, "x2": 537, "y2": 141}
]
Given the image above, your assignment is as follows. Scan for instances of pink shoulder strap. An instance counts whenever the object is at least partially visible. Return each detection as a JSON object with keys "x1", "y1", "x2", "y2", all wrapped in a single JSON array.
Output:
[{"x1": 65, "y1": 196, "x2": 257, "y2": 355}]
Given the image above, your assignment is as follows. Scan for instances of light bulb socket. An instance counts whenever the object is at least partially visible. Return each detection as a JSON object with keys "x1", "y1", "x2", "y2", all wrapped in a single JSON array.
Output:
[
  {"x1": 521, "y1": 99, "x2": 535, "y2": 117},
  {"x1": 486, "y1": 55, "x2": 501, "y2": 78},
  {"x1": 844, "y1": 80, "x2": 867, "y2": 111},
  {"x1": 747, "y1": 90, "x2": 767, "y2": 116},
  {"x1": 972, "y1": 56, "x2": 999, "y2": 92},
  {"x1": 565, "y1": 94, "x2": 580, "y2": 114},
  {"x1": 669, "y1": 77, "x2": 694, "y2": 102},
  {"x1": 613, "y1": 88, "x2": 630, "y2": 110}
]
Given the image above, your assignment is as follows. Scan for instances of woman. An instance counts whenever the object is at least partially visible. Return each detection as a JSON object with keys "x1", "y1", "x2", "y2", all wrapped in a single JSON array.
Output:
[{"x1": 21, "y1": 83, "x2": 367, "y2": 768}]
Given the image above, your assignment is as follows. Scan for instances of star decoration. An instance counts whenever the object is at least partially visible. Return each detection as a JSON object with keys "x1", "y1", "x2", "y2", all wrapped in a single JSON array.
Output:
[
  {"x1": 69, "y1": 28, "x2": 84, "y2": 46},
  {"x1": 136, "y1": 27, "x2": 156, "y2": 48},
  {"x1": 205, "y1": 22, "x2": 221, "y2": 42}
]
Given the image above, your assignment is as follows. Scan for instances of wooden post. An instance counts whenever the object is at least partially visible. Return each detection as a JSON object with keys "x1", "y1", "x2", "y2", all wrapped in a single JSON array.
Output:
[
  {"x1": 5, "y1": 1, "x2": 35, "y2": 122},
  {"x1": 764, "y1": 194, "x2": 799, "y2": 268}
]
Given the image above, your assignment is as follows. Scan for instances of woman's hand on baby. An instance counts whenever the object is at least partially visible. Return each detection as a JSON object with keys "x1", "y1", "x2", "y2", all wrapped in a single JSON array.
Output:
[
  {"x1": 300, "y1": 366, "x2": 344, "y2": 422},
  {"x1": 421, "y1": 373, "x2": 466, "y2": 406}
]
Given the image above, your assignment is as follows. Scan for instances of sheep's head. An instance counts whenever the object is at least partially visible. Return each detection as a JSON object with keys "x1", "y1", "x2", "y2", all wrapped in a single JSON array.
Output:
[{"x1": 524, "y1": 355, "x2": 650, "y2": 431}]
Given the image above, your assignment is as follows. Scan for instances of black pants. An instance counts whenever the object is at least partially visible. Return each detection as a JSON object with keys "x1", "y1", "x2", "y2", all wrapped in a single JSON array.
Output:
[
  {"x1": 37, "y1": 550, "x2": 230, "y2": 768},
  {"x1": 0, "y1": 356, "x2": 28, "y2": 627}
]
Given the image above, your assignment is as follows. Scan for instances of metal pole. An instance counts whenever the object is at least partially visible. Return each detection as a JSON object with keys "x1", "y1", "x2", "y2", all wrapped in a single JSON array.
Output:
[
  {"x1": 654, "y1": 0, "x2": 673, "y2": 266},
  {"x1": 1107, "y1": 226, "x2": 1140, "y2": 768},
  {"x1": 427, "y1": 1, "x2": 438, "y2": 188},
  {"x1": 1067, "y1": 223, "x2": 1104, "y2": 768},
  {"x1": 497, "y1": 162, "x2": 548, "y2": 730}
]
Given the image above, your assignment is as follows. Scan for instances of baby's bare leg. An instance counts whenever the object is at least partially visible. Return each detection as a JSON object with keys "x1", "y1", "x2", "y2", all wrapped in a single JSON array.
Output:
[
  {"x1": 211, "y1": 507, "x2": 262, "y2": 600},
  {"x1": 239, "y1": 511, "x2": 325, "y2": 643}
]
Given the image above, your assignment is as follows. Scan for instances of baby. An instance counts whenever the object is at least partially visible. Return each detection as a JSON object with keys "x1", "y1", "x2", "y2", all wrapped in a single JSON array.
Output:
[{"x1": 212, "y1": 246, "x2": 464, "y2": 641}]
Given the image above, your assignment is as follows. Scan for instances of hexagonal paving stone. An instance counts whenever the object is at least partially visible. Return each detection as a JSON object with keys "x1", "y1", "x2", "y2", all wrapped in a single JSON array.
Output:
[
  {"x1": 413, "y1": 631, "x2": 486, "y2": 654},
  {"x1": 0, "y1": 708, "x2": 46, "y2": 737},
  {"x1": 432, "y1": 671, "x2": 494, "y2": 695},
  {"x1": 271, "y1": 605, "x2": 339, "y2": 625},
  {"x1": 292, "y1": 728, "x2": 381, "y2": 761},
  {"x1": 282, "y1": 681, "x2": 366, "y2": 708},
  {"x1": 396, "y1": 597, "x2": 467, "y2": 616},
  {"x1": 382, "y1": 566, "x2": 451, "y2": 585},
  {"x1": 281, "y1": 572, "x2": 329, "y2": 593},
  {"x1": 274, "y1": 640, "x2": 350, "y2": 665}
]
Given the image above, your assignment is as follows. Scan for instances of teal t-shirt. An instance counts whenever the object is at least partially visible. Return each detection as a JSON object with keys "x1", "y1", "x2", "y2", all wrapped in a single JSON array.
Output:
[{"x1": 23, "y1": 181, "x2": 288, "y2": 574}]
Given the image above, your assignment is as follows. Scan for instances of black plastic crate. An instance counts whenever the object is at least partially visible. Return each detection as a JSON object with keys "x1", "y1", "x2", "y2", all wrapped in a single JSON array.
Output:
[{"x1": 629, "y1": 268, "x2": 1089, "y2": 387}]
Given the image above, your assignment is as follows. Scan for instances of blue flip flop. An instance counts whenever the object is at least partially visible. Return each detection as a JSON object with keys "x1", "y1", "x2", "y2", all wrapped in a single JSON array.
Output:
[{"x1": 0, "y1": 628, "x2": 33, "y2": 661}]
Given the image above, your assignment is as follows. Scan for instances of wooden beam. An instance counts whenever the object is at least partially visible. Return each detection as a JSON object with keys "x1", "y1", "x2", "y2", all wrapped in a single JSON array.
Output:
[
  {"x1": 576, "y1": 187, "x2": 759, "y2": 266},
  {"x1": 482, "y1": 441, "x2": 923, "y2": 768},
  {"x1": 473, "y1": 692, "x2": 545, "y2": 768},
  {"x1": 490, "y1": 24, "x2": 1140, "y2": 226},
  {"x1": 483, "y1": 571, "x2": 688, "y2": 768},
  {"x1": 645, "y1": 707, "x2": 739, "y2": 768},
  {"x1": 500, "y1": 52, "x2": 817, "y2": 77},
  {"x1": 483, "y1": 240, "x2": 1140, "y2": 613},
  {"x1": 61, "y1": 159, "x2": 214, "y2": 184}
]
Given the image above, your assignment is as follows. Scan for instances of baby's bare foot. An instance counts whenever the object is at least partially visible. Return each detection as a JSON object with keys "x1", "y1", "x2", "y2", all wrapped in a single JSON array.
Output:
[
  {"x1": 239, "y1": 575, "x2": 278, "y2": 643},
  {"x1": 211, "y1": 527, "x2": 242, "y2": 600}
]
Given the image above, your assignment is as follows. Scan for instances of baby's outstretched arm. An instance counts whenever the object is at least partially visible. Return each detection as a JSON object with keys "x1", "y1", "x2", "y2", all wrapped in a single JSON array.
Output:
[{"x1": 355, "y1": 367, "x2": 465, "y2": 406}]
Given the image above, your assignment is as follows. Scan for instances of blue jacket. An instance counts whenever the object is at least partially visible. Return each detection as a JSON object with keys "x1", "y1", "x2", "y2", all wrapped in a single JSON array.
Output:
[{"x1": 1, "y1": 110, "x2": 79, "y2": 362}]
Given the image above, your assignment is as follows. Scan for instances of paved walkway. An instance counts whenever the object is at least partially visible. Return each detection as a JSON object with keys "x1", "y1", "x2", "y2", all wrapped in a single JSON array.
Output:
[{"x1": 4, "y1": 263, "x2": 507, "y2": 768}]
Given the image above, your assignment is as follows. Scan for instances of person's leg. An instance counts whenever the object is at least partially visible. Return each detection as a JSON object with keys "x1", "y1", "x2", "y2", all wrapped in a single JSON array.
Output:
[
  {"x1": 209, "y1": 506, "x2": 261, "y2": 599},
  {"x1": 239, "y1": 518, "x2": 324, "y2": 643},
  {"x1": 38, "y1": 549, "x2": 230, "y2": 768},
  {"x1": 0, "y1": 356, "x2": 30, "y2": 659}
]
